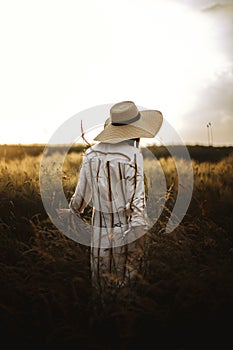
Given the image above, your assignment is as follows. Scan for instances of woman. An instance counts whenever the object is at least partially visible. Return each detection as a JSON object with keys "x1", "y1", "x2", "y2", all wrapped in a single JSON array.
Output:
[{"x1": 60, "y1": 101, "x2": 163, "y2": 289}]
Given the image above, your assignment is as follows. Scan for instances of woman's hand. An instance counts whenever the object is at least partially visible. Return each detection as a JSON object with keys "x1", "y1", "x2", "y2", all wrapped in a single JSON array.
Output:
[{"x1": 133, "y1": 226, "x2": 147, "y2": 259}]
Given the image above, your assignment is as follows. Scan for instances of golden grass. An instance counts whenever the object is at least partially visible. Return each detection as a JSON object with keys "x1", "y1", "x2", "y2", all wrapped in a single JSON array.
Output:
[{"x1": 0, "y1": 146, "x2": 233, "y2": 348}]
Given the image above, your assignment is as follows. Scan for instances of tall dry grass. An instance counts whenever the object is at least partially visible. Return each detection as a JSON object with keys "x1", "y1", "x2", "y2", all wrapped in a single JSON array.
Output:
[{"x1": 0, "y1": 146, "x2": 233, "y2": 348}]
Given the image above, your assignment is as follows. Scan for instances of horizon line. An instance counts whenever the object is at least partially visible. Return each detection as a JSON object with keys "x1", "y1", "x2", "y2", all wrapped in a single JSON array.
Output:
[{"x1": 1, "y1": 142, "x2": 233, "y2": 148}]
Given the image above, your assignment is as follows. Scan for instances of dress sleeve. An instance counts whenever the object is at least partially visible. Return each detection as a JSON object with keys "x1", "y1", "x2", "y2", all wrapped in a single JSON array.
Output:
[
  {"x1": 69, "y1": 156, "x2": 92, "y2": 215},
  {"x1": 125, "y1": 151, "x2": 149, "y2": 228}
]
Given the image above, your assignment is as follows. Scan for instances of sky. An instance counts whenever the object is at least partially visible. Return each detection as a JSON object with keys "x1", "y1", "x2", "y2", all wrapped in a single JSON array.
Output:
[{"x1": 0, "y1": 0, "x2": 232, "y2": 146}]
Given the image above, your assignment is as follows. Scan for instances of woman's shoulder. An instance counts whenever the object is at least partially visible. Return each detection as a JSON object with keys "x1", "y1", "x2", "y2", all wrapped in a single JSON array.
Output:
[
  {"x1": 82, "y1": 142, "x2": 143, "y2": 168},
  {"x1": 91, "y1": 142, "x2": 142, "y2": 157}
]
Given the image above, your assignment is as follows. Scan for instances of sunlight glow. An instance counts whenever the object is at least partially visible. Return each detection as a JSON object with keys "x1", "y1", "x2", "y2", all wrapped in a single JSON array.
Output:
[
  {"x1": 105, "y1": 0, "x2": 227, "y2": 119},
  {"x1": 0, "y1": 0, "x2": 230, "y2": 145}
]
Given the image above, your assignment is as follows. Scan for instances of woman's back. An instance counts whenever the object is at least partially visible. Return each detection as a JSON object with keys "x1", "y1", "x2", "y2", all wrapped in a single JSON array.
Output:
[{"x1": 82, "y1": 141, "x2": 147, "y2": 248}]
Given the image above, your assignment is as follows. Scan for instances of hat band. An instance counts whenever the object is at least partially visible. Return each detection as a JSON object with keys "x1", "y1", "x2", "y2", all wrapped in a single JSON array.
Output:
[{"x1": 111, "y1": 112, "x2": 141, "y2": 126}]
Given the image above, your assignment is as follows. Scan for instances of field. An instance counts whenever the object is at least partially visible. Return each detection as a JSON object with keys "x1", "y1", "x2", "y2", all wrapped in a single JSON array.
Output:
[{"x1": 0, "y1": 144, "x2": 233, "y2": 349}]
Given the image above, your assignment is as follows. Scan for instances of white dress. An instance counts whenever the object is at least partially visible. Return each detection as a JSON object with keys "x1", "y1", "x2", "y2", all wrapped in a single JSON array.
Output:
[{"x1": 69, "y1": 141, "x2": 149, "y2": 289}]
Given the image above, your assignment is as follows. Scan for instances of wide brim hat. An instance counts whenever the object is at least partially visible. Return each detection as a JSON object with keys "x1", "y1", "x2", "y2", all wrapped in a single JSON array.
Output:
[{"x1": 94, "y1": 101, "x2": 163, "y2": 144}]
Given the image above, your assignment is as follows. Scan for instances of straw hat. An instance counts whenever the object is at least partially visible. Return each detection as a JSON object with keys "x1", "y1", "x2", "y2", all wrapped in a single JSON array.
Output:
[{"x1": 94, "y1": 101, "x2": 163, "y2": 143}]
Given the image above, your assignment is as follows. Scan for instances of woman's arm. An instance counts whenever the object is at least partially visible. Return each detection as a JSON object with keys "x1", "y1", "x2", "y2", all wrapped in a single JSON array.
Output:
[
  {"x1": 69, "y1": 157, "x2": 92, "y2": 216},
  {"x1": 125, "y1": 152, "x2": 148, "y2": 229}
]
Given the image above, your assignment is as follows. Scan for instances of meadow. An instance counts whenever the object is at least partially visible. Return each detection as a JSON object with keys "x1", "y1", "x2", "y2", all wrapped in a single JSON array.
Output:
[{"x1": 0, "y1": 144, "x2": 233, "y2": 349}]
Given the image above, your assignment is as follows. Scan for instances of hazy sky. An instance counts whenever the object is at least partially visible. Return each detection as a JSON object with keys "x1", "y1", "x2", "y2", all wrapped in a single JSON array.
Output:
[{"x1": 0, "y1": 0, "x2": 232, "y2": 145}]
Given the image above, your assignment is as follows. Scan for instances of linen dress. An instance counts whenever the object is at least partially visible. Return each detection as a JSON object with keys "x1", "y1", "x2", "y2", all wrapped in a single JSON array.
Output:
[{"x1": 69, "y1": 141, "x2": 149, "y2": 289}]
